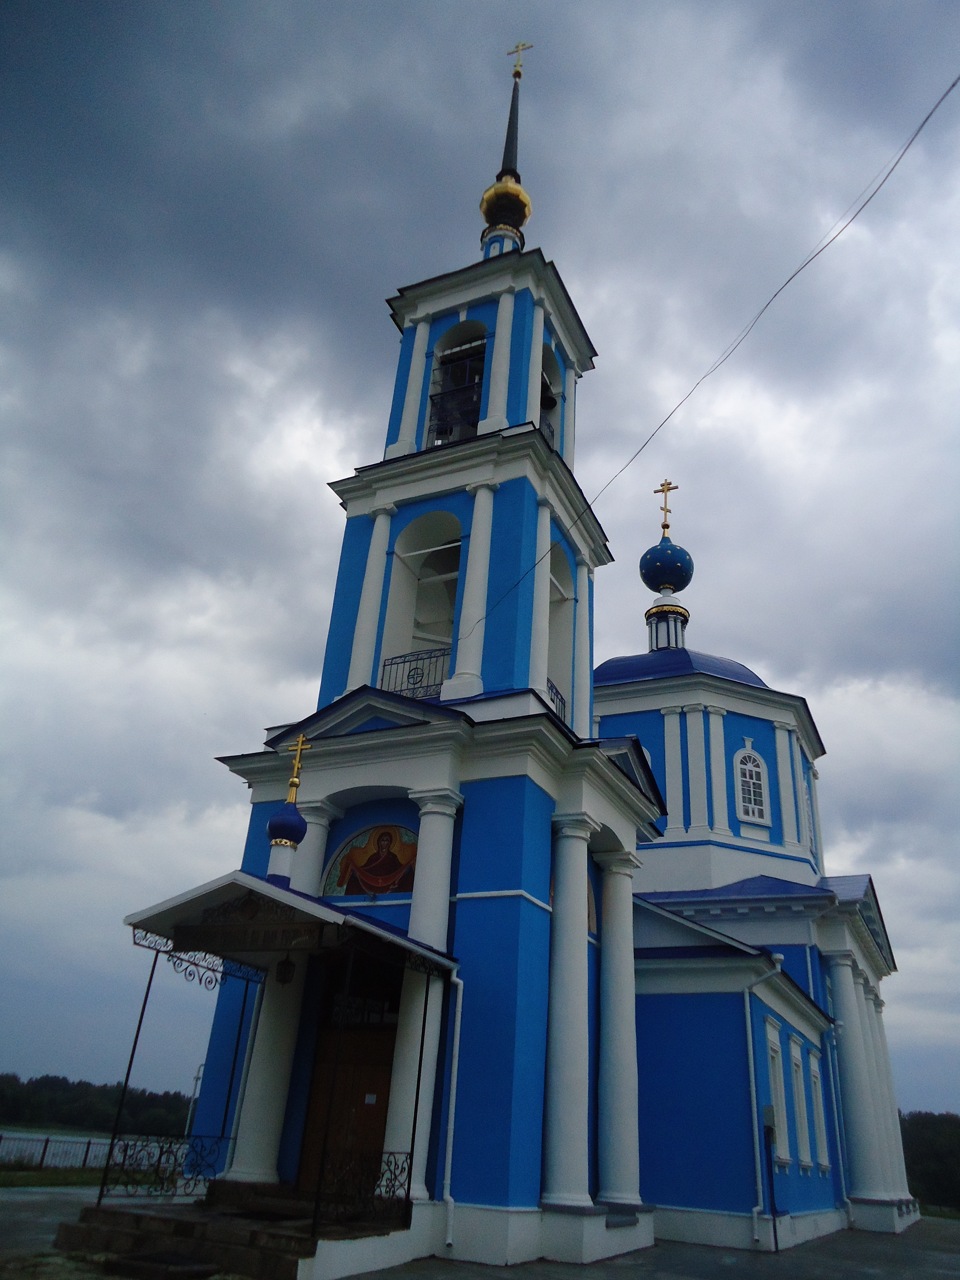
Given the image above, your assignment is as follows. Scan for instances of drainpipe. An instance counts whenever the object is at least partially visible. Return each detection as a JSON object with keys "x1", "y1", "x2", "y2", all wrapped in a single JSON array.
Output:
[
  {"x1": 443, "y1": 972, "x2": 464, "y2": 1248},
  {"x1": 745, "y1": 954, "x2": 783, "y2": 1246}
]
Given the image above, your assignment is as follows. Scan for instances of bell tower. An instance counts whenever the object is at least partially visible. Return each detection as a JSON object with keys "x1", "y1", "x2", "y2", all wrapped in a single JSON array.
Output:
[{"x1": 317, "y1": 59, "x2": 608, "y2": 736}]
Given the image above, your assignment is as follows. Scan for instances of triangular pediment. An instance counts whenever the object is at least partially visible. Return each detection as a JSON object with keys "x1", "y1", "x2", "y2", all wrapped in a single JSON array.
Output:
[{"x1": 264, "y1": 685, "x2": 468, "y2": 749}]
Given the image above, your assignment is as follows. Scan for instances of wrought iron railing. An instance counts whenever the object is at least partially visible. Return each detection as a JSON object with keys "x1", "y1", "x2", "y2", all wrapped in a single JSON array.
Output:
[
  {"x1": 380, "y1": 647, "x2": 450, "y2": 700},
  {"x1": 0, "y1": 1132, "x2": 111, "y2": 1170},
  {"x1": 546, "y1": 677, "x2": 566, "y2": 722},
  {"x1": 313, "y1": 1149, "x2": 411, "y2": 1231},
  {"x1": 99, "y1": 1134, "x2": 225, "y2": 1200},
  {"x1": 427, "y1": 384, "x2": 482, "y2": 446}
]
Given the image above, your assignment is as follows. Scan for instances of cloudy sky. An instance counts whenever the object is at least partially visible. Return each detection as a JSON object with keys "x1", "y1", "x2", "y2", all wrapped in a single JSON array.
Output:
[{"x1": 1, "y1": 2, "x2": 957, "y2": 1115}]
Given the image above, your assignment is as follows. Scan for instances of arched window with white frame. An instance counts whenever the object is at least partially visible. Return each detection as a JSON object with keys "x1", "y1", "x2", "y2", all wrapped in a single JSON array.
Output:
[{"x1": 734, "y1": 739, "x2": 771, "y2": 827}]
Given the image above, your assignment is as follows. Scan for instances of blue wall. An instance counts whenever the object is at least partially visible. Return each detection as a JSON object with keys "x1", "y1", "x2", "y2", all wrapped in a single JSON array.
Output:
[
  {"x1": 482, "y1": 479, "x2": 539, "y2": 695},
  {"x1": 448, "y1": 775, "x2": 554, "y2": 1205},
  {"x1": 318, "y1": 515, "x2": 375, "y2": 707},
  {"x1": 636, "y1": 992, "x2": 755, "y2": 1211}
]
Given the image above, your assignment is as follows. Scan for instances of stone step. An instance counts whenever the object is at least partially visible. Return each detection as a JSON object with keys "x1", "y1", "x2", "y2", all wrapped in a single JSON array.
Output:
[{"x1": 55, "y1": 1203, "x2": 313, "y2": 1280}]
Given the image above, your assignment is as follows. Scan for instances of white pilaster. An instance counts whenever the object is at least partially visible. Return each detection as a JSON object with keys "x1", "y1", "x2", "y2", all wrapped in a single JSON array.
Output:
[
  {"x1": 226, "y1": 958, "x2": 307, "y2": 1182},
  {"x1": 407, "y1": 789, "x2": 462, "y2": 951},
  {"x1": 561, "y1": 365, "x2": 577, "y2": 467},
  {"x1": 442, "y1": 483, "x2": 498, "y2": 701},
  {"x1": 525, "y1": 300, "x2": 546, "y2": 426},
  {"x1": 573, "y1": 556, "x2": 592, "y2": 739},
  {"x1": 706, "y1": 705, "x2": 730, "y2": 835},
  {"x1": 810, "y1": 766, "x2": 825, "y2": 872},
  {"x1": 543, "y1": 813, "x2": 598, "y2": 1209},
  {"x1": 792, "y1": 734, "x2": 811, "y2": 850},
  {"x1": 661, "y1": 707, "x2": 684, "y2": 837},
  {"x1": 289, "y1": 800, "x2": 342, "y2": 897},
  {"x1": 346, "y1": 504, "x2": 396, "y2": 692},
  {"x1": 774, "y1": 721, "x2": 800, "y2": 846},
  {"x1": 529, "y1": 497, "x2": 552, "y2": 696},
  {"x1": 827, "y1": 954, "x2": 885, "y2": 1199},
  {"x1": 595, "y1": 850, "x2": 642, "y2": 1207},
  {"x1": 478, "y1": 290, "x2": 514, "y2": 435},
  {"x1": 385, "y1": 320, "x2": 430, "y2": 459},
  {"x1": 684, "y1": 704, "x2": 709, "y2": 835}
]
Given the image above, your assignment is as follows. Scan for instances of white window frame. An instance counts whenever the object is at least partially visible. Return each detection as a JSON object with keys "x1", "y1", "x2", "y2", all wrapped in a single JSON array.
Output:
[
  {"x1": 735, "y1": 739, "x2": 772, "y2": 827},
  {"x1": 765, "y1": 1017, "x2": 791, "y2": 1165},
  {"x1": 790, "y1": 1035, "x2": 813, "y2": 1168},
  {"x1": 809, "y1": 1051, "x2": 830, "y2": 1171}
]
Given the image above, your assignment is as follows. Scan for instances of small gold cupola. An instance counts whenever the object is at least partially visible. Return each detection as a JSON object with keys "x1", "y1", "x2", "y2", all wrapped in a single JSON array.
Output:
[{"x1": 480, "y1": 43, "x2": 533, "y2": 257}]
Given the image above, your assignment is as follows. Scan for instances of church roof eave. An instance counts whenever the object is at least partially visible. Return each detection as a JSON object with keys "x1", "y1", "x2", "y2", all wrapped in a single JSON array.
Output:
[{"x1": 386, "y1": 248, "x2": 597, "y2": 374}]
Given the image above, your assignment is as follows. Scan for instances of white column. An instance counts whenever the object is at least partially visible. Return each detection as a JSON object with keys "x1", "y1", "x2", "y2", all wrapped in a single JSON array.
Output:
[
  {"x1": 573, "y1": 556, "x2": 592, "y2": 739},
  {"x1": 561, "y1": 366, "x2": 577, "y2": 467},
  {"x1": 828, "y1": 954, "x2": 885, "y2": 1198},
  {"x1": 381, "y1": 788, "x2": 462, "y2": 1200},
  {"x1": 525, "y1": 300, "x2": 546, "y2": 426},
  {"x1": 706, "y1": 705, "x2": 730, "y2": 834},
  {"x1": 869, "y1": 991, "x2": 911, "y2": 1194},
  {"x1": 346, "y1": 504, "x2": 396, "y2": 692},
  {"x1": 289, "y1": 801, "x2": 342, "y2": 897},
  {"x1": 661, "y1": 707, "x2": 684, "y2": 837},
  {"x1": 529, "y1": 497, "x2": 552, "y2": 695},
  {"x1": 684, "y1": 704, "x2": 709, "y2": 835},
  {"x1": 442, "y1": 483, "x2": 498, "y2": 701},
  {"x1": 543, "y1": 813, "x2": 597, "y2": 1209},
  {"x1": 595, "y1": 850, "x2": 642, "y2": 1207},
  {"x1": 857, "y1": 976, "x2": 897, "y2": 1196},
  {"x1": 386, "y1": 320, "x2": 430, "y2": 458},
  {"x1": 774, "y1": 721, "x2": 800, "y2": 847},
  {"x1": 227, "y1": 958, "x2": 307, "y2": 1182},
  {"x1": 478, "y1": 290, "x2": 514, "y2": 435},
  {"x1": 407, "y1": 789, "x2": 462, "y2": 950}
]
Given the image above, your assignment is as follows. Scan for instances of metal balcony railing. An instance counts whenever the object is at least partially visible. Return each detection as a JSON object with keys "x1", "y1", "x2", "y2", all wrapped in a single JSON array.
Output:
[
  {"x1": 380, "y1": 647, "x2": 451, "y2": 700},
  {"x1": 546, "y1": 678, "x2": 566, "y2": 722}
]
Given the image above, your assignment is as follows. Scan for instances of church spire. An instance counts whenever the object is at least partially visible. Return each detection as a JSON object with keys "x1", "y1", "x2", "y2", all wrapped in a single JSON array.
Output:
[
  {"x1": 640, "y1": 480, "x2": 695, "y2": 652},
  {"x1": 479, "y1": 45, "x2": 533, "y2": 258}
]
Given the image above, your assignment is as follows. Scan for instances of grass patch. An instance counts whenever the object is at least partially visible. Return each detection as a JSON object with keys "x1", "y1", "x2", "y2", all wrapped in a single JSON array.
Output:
[
  {"x1": 0, "y1": 1168, "x2": 103, "y2": 1188},
  {"x1": 922, "y1": 1203, "x2": 960, "y2": 1219}
]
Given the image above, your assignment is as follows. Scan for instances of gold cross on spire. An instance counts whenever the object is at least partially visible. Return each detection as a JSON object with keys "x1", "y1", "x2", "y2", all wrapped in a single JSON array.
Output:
[
  {"x1": 654, "y1": 478, "x2": 678, "y2": 534},
  {"x1": 284, "y1": 733, "x2": 311, "y2": 803},
  {"x1": 507, "y1": 42, "x2": 533, "y2": 79}
]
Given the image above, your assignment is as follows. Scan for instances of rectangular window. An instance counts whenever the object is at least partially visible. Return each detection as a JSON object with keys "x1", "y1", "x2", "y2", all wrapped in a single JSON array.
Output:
[
  {"x1": 790, "y1": 1037, "x2": 812, "y2": 1166},
  {"x1": 765, "y1": 1018, "x2": 790, "y2": 1163},
  {"x1": 810, "y1": 1053, "x2": 830, "y2": 1169}
]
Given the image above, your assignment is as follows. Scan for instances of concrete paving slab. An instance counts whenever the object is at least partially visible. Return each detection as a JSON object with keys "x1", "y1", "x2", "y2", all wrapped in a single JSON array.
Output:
[{"x1": 0, "y1": 1187, "x2": 99, "y2": 1258}]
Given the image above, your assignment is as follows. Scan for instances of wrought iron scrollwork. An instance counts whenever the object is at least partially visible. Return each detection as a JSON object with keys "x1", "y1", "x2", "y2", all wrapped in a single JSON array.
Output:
[
  {"x1": 132, "y1": 929, "x2": 263, "y2": 986},
  {"x1": 100, "y1": 1134, "x2": 224, "y2": 1199},
  {"x1": 313, "y1": 1150, "x2": 411, "y2": 1230}
]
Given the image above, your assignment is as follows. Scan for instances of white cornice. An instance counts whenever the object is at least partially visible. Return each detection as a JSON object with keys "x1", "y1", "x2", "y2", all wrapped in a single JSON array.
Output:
[{"x1": 330, "y1": 427, "x2": 612, "y2": 566}]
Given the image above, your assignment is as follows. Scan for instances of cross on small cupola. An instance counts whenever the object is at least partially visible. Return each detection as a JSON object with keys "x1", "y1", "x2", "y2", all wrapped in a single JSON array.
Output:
[{"x1": 655, "y1": 478, "x2": 679, "y2": 536}]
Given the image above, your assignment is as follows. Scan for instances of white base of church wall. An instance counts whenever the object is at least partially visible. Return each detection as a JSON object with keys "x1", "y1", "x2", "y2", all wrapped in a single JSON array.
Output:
[
  {"x1": 298, "y1": 1200, "x2": 656, "y2": 1278},
  {"x1": 849, "y1": 1196, "x2": 921, "y2": 1234},
  {"x1": 301, "y1": 1202, "x2": 444, "y2": 1280},
  {"x1": 652, "y1": 1204, "x2": 848, "y2": 1251}
]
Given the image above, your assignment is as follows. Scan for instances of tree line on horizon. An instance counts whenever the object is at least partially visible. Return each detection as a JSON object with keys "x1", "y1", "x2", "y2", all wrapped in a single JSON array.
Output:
[
  {"x1": 900, "y1": 1111, "x2": 960, "y2": 1211},
  {"x1": 0, "y1": 1073, "x2": 190, "y2": 1137}
]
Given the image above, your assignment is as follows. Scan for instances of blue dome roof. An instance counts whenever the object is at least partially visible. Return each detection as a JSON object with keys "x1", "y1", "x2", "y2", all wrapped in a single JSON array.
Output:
[
  {"x1": 267, "y1": 802, "x2": 308, "y2": 846},
  {"x1": 594, "y1": 647, "x2": 767, "y2": 688},
  {"x1": 639, "y1": 535, "x2": 694, "y2": 594}
]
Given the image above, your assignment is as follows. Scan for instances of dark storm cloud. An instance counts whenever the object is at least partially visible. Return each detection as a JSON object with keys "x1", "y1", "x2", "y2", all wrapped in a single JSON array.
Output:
[{"x1": 1, "y1": 0, "x2": 957, "y2": 1103}]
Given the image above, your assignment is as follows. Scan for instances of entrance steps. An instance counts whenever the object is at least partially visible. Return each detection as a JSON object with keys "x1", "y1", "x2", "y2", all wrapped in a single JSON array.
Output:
[{"x1": 55, "y1": 1182, "x2": 396, "y2": 1280}]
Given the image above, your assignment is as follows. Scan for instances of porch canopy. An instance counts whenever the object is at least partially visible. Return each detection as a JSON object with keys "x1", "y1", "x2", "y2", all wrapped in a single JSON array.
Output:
[{"x1": 124, "y1": 870, "x2": 457, "y2": 975}]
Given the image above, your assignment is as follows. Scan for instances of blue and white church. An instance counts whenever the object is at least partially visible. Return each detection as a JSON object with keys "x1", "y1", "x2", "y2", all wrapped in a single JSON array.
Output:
[{"x1": 120, "y1": 61, "x2": 918, "y2": 1275}]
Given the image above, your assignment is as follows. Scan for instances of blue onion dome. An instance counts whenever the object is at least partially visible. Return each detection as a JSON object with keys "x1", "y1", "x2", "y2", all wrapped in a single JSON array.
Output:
[
  {"x1": 639, "y1": 535, "x2": 694, "y2": 595},
  {"x1": 267, "y1": 802, "x2": 307, "y2": 846}
]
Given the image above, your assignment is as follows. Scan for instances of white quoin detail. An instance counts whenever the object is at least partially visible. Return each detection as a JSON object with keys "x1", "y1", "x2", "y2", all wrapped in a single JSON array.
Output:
[{"x1": 525, "y1": 301, "x2": 546, "y2": 426}]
